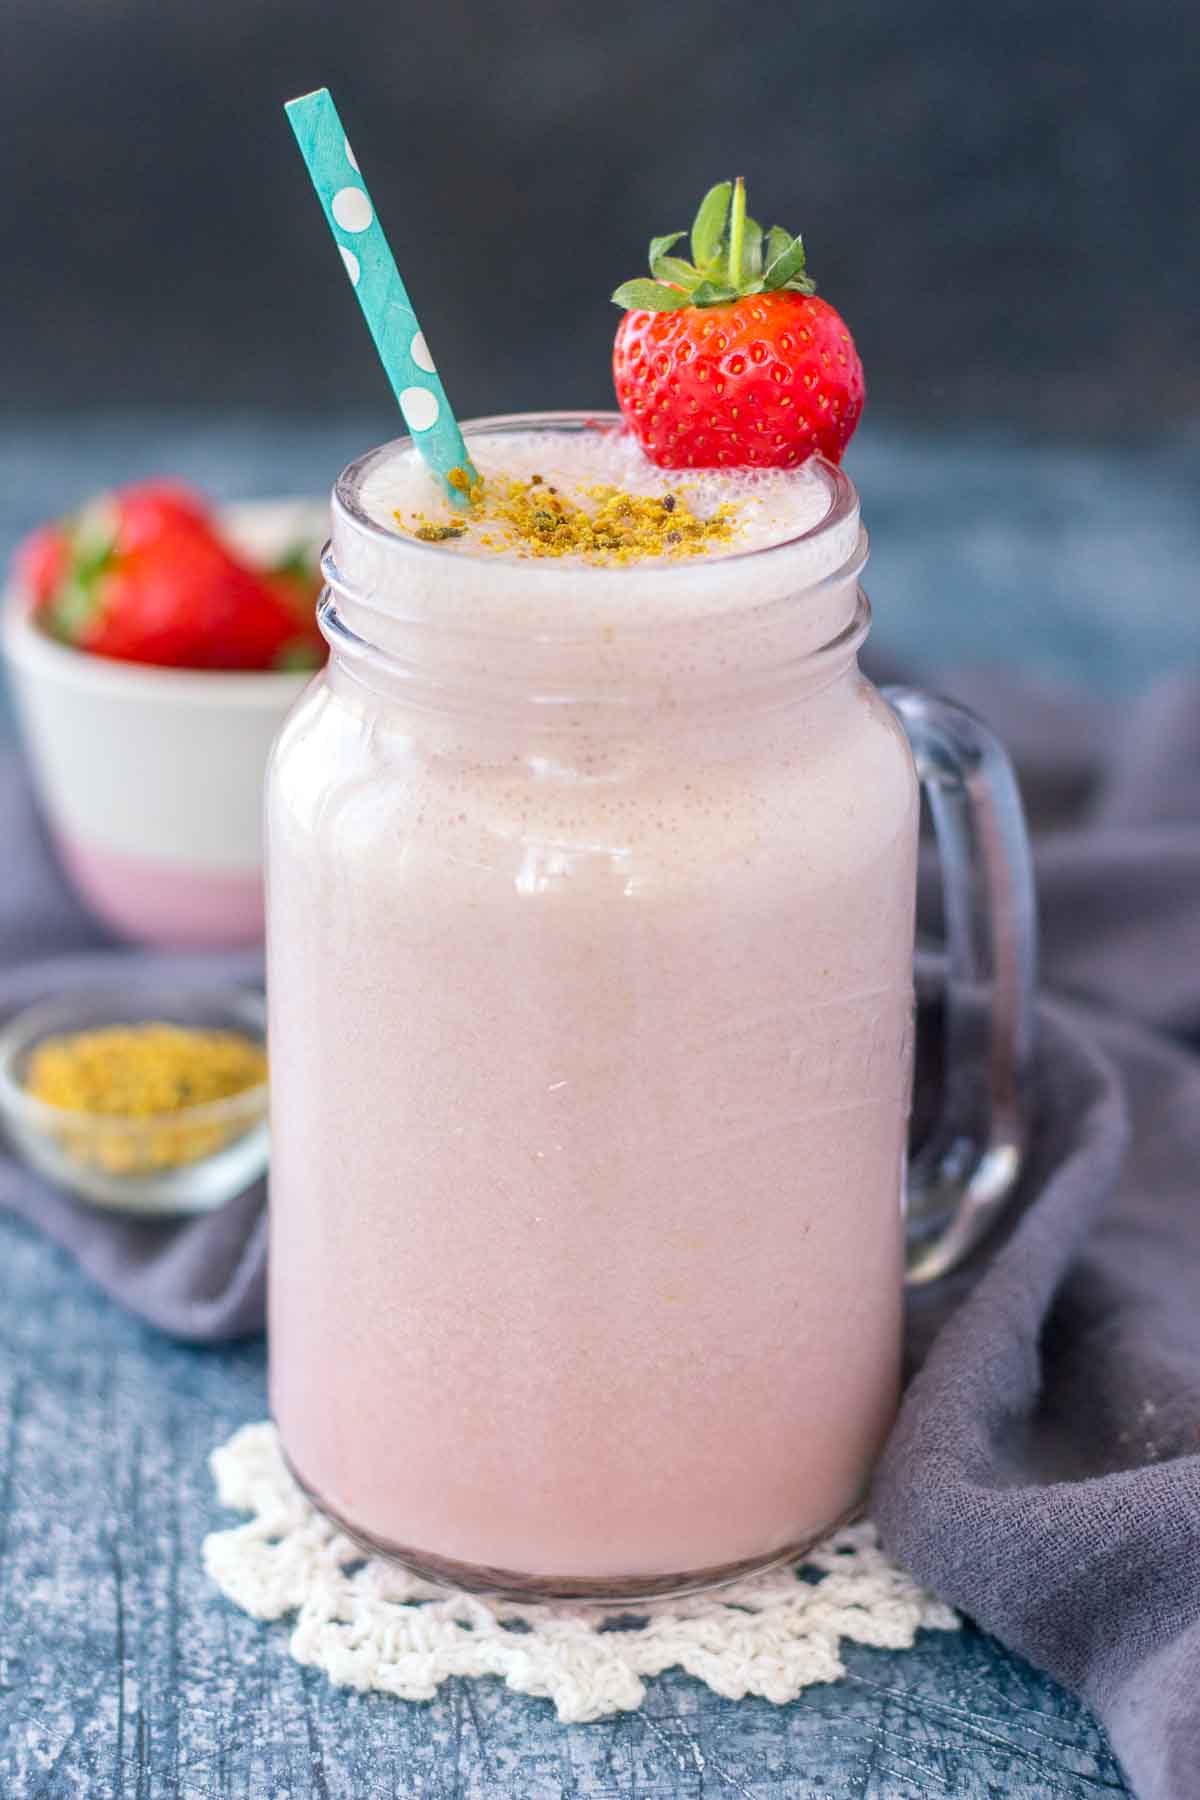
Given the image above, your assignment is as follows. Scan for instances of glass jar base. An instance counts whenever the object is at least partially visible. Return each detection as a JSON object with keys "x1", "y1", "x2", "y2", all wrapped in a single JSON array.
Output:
[{"x1": 286, "y1": 1453, "x2": 863, "y2": 1604}]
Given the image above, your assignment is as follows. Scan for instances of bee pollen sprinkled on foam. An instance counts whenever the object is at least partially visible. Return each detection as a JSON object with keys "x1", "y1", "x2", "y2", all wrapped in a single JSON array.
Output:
[{"x1": 394, "y1": 477, "x2": 738, "y2": 564}]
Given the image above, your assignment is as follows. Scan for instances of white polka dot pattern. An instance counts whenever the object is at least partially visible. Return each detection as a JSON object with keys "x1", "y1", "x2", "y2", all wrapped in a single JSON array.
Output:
[
  {"x1": 331, "y1": 187, "x2": 372, "y2": 232},
  {"x1": 400, "y1": 387, "x2": 440, "y2": 431},
  {"x1": 339, "y1": 245, "x2": 361, "y2": 286},
  {"x1": 410, "y1": 331, "x2": 436, "y2": 373}
]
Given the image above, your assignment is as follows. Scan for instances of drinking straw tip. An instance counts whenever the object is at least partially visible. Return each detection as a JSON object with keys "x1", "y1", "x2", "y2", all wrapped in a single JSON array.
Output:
[{"x1": 284, "y1": 88, "x2": 329, "y2": 115}]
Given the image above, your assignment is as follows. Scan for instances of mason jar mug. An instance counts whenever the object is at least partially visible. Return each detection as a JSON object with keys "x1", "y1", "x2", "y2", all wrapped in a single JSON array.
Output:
[{"x1": 266, "y1": 413, "x2": 1035, "y2": 1600}]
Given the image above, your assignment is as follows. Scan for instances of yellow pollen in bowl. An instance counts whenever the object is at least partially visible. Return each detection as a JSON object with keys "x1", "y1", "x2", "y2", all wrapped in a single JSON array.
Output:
[{"x1": 24, "y1": 1023, "x2": 267, "y2": 1174}]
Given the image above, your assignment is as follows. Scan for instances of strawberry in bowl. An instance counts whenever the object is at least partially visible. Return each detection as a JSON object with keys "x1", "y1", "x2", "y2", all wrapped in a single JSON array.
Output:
[
  {"x1": 612, "y1": 178, "x2": 864, "y2": 469},
  {"x1": 18, "y1": 481, "x2": 324, "y2": 672},
  {"x1": 4, "y1": 483, "x2": 327, "y2": 948}
]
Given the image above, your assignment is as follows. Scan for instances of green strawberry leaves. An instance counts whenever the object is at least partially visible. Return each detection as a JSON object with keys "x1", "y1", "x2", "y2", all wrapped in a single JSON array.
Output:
[
  {"x1": 690, "y1": 181, "x2": 732, "y2": 267},
  {"x1": 689, "y1": 279, "x2": 741, "y2": 306},
  {"x1": 764, "y1": 224, "x2": 791, "y2": 266},
  {"x1": 648, "y1": 232, "x2": 685, "y2": 275},
  {"x1": 652, "y1": 255, "x2": 703, "y2": 289},
  {"x1": 762, "y1": 233, "x2": 815, "y2": 294},
  {"x1": 739, "y1": 214, "x2": 764, "y2": 283},
  {"x1": 613, "y1": 178, "x2": 818, "y2": 310},
  {"x1": 273, "y1": 639, "x2": 326, "y2": 672},
  {"x1": 610, "y1": 279, "x2": 693, "y2": 312},
  {"x1": 270, "y1": 544, "x2": 318, "y2": 583},
  {"x1": 42, "y1": 504, "x2": 117, "y2": 644}
]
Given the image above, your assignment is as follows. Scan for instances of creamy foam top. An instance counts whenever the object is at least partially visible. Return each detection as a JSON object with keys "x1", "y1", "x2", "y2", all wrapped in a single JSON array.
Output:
[
  {"x1": 330, "y1": 421, "x2": 864, "y2": 655},
  {"x1": 358, "y1": 426, "x2": 835, "y2": 564}
]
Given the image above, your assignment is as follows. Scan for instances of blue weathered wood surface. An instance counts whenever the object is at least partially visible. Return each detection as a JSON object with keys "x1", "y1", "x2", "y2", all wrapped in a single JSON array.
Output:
[{"x1": 0, "y1": 1211, "x2": 1129, "y2": 1799}]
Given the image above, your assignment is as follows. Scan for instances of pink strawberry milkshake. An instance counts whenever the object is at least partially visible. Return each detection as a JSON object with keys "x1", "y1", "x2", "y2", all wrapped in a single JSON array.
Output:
[{"x1": 266, "y1": 416, "x2": 917, "y2": 1595}]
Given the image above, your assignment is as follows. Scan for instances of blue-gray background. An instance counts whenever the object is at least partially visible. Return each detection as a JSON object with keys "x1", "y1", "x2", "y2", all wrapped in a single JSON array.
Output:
[{"x1": 5, "y1": 0, "x2": 1199, "y2": 435}]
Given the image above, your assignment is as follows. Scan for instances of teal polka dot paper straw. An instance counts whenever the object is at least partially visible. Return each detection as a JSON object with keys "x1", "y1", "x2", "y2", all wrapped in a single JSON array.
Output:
[{"x1": 285, "y1": 88, "x2": 477, "y2": 503}]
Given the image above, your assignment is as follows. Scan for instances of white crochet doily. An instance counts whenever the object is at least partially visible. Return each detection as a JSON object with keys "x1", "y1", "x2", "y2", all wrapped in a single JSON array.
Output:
[{"x1": 204, "y1": 1423, "x2": 958, "y2": 1724}]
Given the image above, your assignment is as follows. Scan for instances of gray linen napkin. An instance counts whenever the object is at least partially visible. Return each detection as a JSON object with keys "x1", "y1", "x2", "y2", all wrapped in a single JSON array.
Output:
[
  {"x1": 2, "y1": 672, "x2": 1198, "y2": 1800},
  {"x1": 870, "y1": 665, "x2": 1200, "y2": 1800}
]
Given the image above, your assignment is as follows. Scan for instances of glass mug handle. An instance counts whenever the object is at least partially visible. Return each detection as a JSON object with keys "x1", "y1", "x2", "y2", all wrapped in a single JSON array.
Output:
[{"x1": 884, "y1": 687, "x2": 1038, "y2": 1285}]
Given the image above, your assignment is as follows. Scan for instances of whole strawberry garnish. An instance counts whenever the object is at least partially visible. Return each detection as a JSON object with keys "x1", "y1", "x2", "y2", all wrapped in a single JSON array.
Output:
[
  {"x1": 17, "y1": 481, "x2": 324, "y2": 672},
  {"x1": 612, "y1": 179, "x2": 864, "y2": 469}
]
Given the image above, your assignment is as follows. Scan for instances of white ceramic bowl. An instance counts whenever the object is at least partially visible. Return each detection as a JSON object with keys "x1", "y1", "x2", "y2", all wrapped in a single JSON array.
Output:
[{"x1": 2, "y1": 499, "x2": 326, "y2": 948}]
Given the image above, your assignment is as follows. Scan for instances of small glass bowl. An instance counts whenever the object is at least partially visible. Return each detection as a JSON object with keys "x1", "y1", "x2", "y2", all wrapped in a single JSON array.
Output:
[{"x1": 0, "y1": 984, "x2": 269, "y2": 1216}]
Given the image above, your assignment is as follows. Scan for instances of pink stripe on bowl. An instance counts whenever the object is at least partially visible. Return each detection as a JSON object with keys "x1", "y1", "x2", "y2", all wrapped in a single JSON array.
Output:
[{"x1": 56, "y1": 832, "x2": 265, "y2": 948}]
